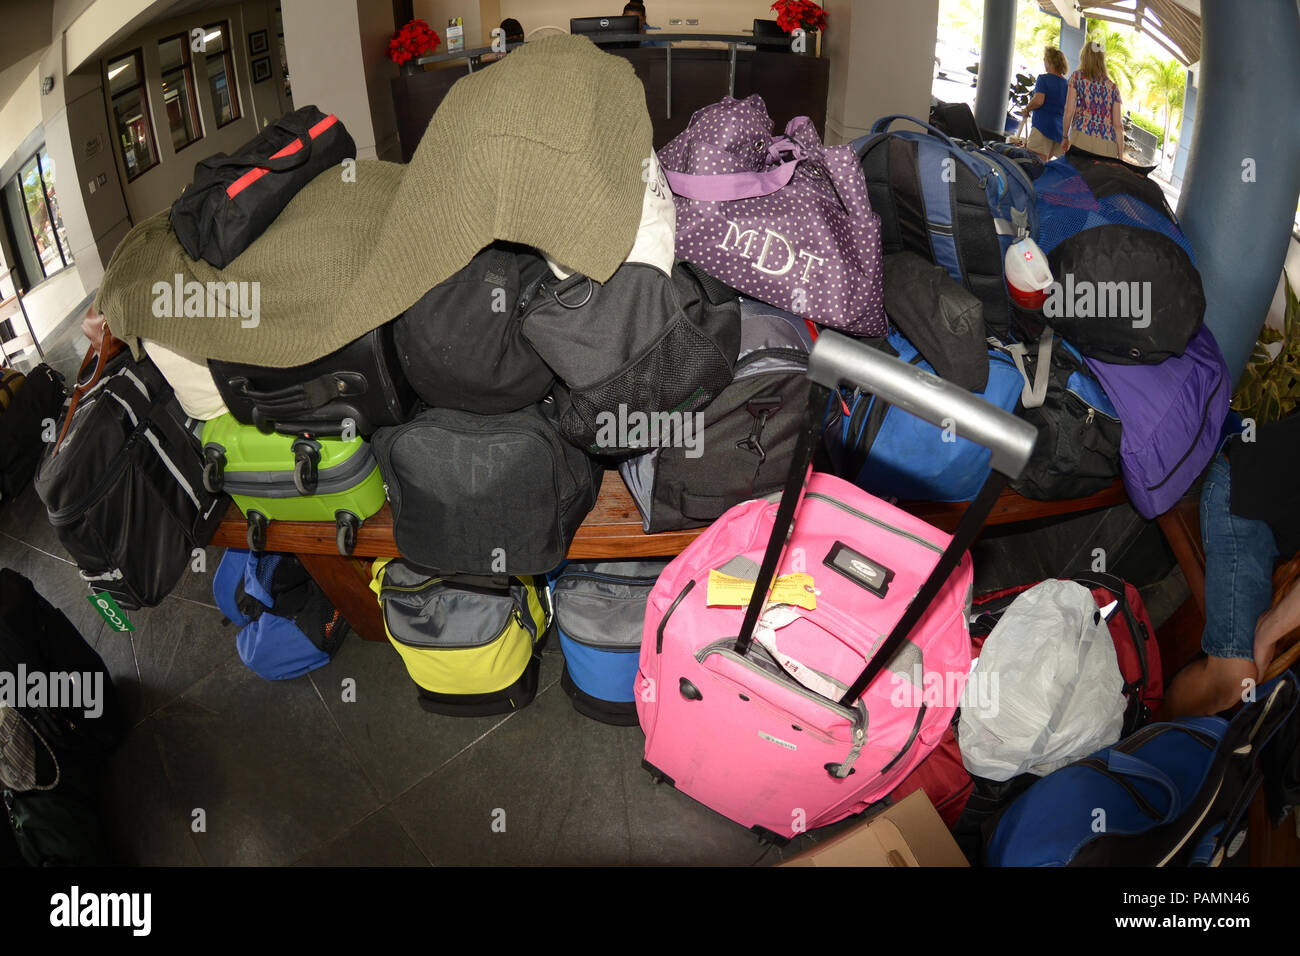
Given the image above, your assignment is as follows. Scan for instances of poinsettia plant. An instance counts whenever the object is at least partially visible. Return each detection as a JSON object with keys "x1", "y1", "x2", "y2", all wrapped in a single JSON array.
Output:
[
  {"x1": 771, "y1": 0, "x2": 828, "y2": 33},
  {"x1": 388, "y1": 18, "x2": 440, "y2": 66}
]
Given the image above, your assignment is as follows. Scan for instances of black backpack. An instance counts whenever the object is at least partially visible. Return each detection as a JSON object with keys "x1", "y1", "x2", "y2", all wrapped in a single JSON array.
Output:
[
  {"x1": 521, "y1": 261, "x2": 742, "y2": 456},
  {"x1": 0, "y1": 363, "x2": 64, "y2": 501},
  {"x1": 394, "y1": 243, "x2": 555, "y2": 415}
]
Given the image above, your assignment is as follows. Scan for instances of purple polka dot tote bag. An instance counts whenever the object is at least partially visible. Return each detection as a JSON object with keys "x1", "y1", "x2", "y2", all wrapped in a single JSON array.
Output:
[{"x1": 658, "y1": 95, "x2": 887, "y2": 335}]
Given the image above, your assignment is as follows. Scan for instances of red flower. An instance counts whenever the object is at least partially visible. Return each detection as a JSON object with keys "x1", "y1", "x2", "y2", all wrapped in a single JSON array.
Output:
[
  {"x1": 771, "y1": 0, "x2": 826, "y2": 34},
  {"x1": 388, "y1": 18, "x2": 441, "y2": 65}
]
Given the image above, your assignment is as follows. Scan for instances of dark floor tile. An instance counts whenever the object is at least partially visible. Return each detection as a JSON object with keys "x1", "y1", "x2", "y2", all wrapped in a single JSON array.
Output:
[
  {"x1": 293, "y1": 809, "x2": 429, "y2": 867},
  {"x1": 126, "y1": 597, "x2": 238, "y2": 717},
  {"x1": 4, "y1": 543, "x2": 106, "y2": 644},
  {"x1": 170, "y1": 545, "x2": 223, "y2": 607},
  {"x1": 93, "y1": 626, "x2": 147, "y2": 729},
  {"x1": 97, "y1": 720, "x2": 205, "y2": 866},
  {"x1": 150, "y1": 659, "x2": 383, "y2": 866},
  {"x1": 309, "y1": 631, "x2": 563, "y2": 804},
  {"x1": 0, "y1": 482, "x2": 67, "y2": 557}
]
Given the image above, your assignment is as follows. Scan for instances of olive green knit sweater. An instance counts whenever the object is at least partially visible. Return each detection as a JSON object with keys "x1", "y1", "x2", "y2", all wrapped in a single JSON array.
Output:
[{"x1": 96, "y1": 35, "x2": 653, "y2": 367}]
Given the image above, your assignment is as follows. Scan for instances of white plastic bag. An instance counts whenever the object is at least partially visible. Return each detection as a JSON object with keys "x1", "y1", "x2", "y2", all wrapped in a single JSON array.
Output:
[{"x1": 958, "y1": 579, "x2": 1125, "y2": 781}]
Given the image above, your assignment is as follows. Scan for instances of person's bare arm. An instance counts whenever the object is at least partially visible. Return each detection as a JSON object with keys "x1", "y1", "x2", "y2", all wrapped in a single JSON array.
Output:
[
  {"x1": 81, "y1": 304, "x2": 106, "y2": 351},
  {"x1": 1112, "y1": 99, "x2": 1125, "y2": 156},
  {"x1": 1255, "y1": 574, "x2": 1300, "y2": 676},
  {"x1": 1061, "y1": 85, "x2": 1075, "y2": 149},
  {"x1": 1027, "y1": 91, "x2": 1045, "y2": 112}
]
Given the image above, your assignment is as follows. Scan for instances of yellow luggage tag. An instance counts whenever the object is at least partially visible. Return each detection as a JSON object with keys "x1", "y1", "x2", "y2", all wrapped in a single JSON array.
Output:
[{"x1": 705, "y1": 570, "x2": 817, "y2": 610}]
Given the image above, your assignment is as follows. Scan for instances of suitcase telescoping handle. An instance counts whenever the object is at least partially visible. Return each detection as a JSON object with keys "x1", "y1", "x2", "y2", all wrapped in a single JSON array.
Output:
[{"x1": 734, "y1": 330, "x2": 1038, "y2": 708}]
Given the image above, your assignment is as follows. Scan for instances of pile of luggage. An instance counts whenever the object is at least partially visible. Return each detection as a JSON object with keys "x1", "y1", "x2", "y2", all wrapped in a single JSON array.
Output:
[{"x1": 25, "y1": 35, "x2": 1293, "y2": 866}]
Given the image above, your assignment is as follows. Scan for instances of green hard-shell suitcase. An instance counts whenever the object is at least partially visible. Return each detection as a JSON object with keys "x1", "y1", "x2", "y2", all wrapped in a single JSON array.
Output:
[{"x1": 200, "y1": 413, "x2": 386, "y2": 554}]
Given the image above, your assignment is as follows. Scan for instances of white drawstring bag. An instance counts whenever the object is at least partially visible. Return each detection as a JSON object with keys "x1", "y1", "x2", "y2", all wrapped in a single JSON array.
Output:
[{"x1": 958, "y1": 578, "x2": 1125, "y2": 781}]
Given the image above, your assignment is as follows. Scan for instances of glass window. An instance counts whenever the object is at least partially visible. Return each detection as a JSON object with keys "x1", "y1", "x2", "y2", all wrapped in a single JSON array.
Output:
[
  {"x1": 159, "y1": 34, "x2": 202, "y2": 151},
  {"x1": 202, "y1": 22, "x2": 241, "y2": 127},
  {"x1": 13, "y1": 147, "x2": 73, "y2": 280},
  {"x1": 106, "y1": 50, "x2": 158, "y2": 181}
]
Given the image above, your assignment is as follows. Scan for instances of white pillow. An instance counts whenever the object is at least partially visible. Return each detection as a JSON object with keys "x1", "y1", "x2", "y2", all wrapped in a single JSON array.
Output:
[{"x1": 143, "y1": 339, "x2": 229, "y2": 421}]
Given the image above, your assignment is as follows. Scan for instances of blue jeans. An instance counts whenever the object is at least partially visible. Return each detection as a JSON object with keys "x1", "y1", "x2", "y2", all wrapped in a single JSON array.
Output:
[{"x1": 1200, "y1": 453, "x2": 1278, "y2": 661}]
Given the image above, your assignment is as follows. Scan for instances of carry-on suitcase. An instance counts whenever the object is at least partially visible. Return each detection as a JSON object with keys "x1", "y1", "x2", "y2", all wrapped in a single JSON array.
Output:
[
  {"x1": 200, "y1": 413, "x2": 386, "y2": 554},
  {"x1": 554, "y1": 560, "x2": 670, "y2": 725},
  {"x1": 34, "y1": 341, "x2": 226, "y2": 609},
  {"x1": 637, "y1": 330, "x2": 1037, "y2": 841},
  {"x1": 208, "y1": 322, "x2": 416, "y2": 438}
]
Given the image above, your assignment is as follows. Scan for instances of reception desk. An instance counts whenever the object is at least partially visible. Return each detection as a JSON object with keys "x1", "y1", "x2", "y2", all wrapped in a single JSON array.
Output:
[{"x1": 391, "y1": 35, "x2": 830, "y2": 161}]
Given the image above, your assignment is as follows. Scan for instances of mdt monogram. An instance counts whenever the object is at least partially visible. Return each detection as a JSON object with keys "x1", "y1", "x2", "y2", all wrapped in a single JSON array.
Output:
[{"x1": 717, "y1": 221, "x2": 826, "y2": 282}]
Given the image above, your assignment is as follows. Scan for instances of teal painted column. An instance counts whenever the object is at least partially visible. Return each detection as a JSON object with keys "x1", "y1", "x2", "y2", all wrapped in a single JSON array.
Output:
[
  {"x1": 1176, "y1": 0, "x2": 1300, "y2": 384},
  {"x1": 973, "y1": 0, "x2": 1016, "y2": 132}
]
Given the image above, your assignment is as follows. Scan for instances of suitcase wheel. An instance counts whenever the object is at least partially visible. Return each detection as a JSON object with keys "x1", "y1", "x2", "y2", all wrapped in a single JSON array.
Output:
[
  {"x1": 291, "y1": 438, "x2": 322, "y2": 495},
  {"x1": 335, "y1": 511, "x2": 360, "y2": 556},
  {"x1": 202, "y1": 447, "x2": 226, "y2": 493},
  {"x1": 246, "y1": 511, "x2": 269, "y2": 552}
]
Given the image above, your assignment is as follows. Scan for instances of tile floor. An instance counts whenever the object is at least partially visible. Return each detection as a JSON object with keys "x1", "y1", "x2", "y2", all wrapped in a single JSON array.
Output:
[{"x1": 1, "y1": 336, "x2": 1191, "y2": 864}]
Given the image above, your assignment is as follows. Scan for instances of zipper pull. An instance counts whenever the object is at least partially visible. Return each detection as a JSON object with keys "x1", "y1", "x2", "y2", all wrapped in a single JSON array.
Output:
[{"x1": 1085, "y1": 408, "x2": 1095, "y2": 425}]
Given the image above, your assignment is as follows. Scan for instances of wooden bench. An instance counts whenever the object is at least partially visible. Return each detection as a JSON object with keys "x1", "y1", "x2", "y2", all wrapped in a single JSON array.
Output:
[{"x1": 210, "y1": 471, "x2": 1130, "y2": 644}]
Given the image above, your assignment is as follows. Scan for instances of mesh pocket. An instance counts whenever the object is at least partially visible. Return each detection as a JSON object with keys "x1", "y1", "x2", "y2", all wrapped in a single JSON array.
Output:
[{"x1": 566, "y1": 318, "x2": 734, "y2": 454}]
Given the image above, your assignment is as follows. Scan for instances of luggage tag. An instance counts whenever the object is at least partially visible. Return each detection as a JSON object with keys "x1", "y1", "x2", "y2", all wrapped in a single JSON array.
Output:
[
  {"x1": 750, "y1": 605, "x2": 844, "y2": 702},
  {"x1": 705, "y1": 569, "x2": 817, "y2": 610}
]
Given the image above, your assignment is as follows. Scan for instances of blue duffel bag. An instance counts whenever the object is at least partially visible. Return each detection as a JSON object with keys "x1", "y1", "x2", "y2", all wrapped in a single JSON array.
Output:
[
  {"x1": 987, "y1": 672, "x2": 1299, "y2": 866},
  {"x1": 826, "y1": 328, "x2": 1024, "y2": 502}
]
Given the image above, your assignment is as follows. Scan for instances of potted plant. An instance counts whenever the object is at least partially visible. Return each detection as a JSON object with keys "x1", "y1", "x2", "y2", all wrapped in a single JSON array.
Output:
[
  {"x1": 389, "y1": 18, "x2": 441, "y2": 76},
  {"x1": 771, "y1": 0, "x2": 828, "y2": 56},
  {"x1": 1233, "y1": 275, "x2": 1300, "y2": 426}
]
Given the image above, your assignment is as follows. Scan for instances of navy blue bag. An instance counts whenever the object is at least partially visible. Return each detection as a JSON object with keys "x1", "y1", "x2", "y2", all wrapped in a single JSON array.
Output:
[
  {"x1": 853, "y1": 114, "x2": 1039, "y2": 337},
  {"x1": 987, "y1": 672, "x2": 1299, "y2": 867},
  {"x1": 213, "y1": 549, "x2": 348, "y2": 680},
  {"x1": 826, "y1": 329, "x2": 1024, "y2": 502},
  {"x1": 554, "y1": 560, "x2": 668, "y2": 726}
]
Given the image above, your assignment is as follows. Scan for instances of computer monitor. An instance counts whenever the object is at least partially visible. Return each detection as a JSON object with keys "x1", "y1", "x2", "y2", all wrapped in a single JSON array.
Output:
[
  {"x1": 570, "y1": 15, "x2": 641, "y2": 49},
  {"x1": 752, "y1": 18, "x2": 793, "y2": 52}
]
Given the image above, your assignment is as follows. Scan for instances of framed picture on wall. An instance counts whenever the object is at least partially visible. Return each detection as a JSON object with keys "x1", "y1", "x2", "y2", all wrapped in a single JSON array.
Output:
[
  {"x1": 248, "y1": 29, "x2": 269, "y2": 56},
  {"x1": 252, "y1": 56, "x2": 272, "y2": 83}
]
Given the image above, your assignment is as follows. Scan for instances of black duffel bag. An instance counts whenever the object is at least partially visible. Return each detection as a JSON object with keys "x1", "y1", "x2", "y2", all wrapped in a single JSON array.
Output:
[
  {"x1": 34, "y1": 341, "x2": 227, "y2": 609},
  {"x1": 372, "y1": 399, "x2": 602, "y2": 575},
  {"x1": 171, "y1": 105, "x2": 355, "y2": 268},
  {"x1": 520, "y1": 261, "x2": 741, "y2": 456}
]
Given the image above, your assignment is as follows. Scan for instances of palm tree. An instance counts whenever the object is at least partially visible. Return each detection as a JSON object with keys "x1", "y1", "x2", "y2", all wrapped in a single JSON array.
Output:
[{"x1": 1140, "y1": 56, "x2": 1186, "y2": 171}]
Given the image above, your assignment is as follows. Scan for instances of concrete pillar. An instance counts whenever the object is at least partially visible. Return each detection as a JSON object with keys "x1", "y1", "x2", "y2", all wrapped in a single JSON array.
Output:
[
  {"x1": 1176, "y1": 0, "x2": 1300, "y2": 384},
  {"x1": 822, "y1": 0, "x2": 939, "y2": 145},
  {"x1": 973, "y1": 0, "x2": 1015, "y2": 132},
  {"x1": 1059, "y1": 17, "x2": 1086, "y2": 74},
  {"x1": 1170, "y1": 67, "x2": 1197, "y2": 187}
]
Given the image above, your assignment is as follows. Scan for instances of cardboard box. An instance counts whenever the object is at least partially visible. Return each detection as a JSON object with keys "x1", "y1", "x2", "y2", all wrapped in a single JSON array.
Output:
[{"x1": 779, "y1": 791, "x2": 969, "y2": 867}]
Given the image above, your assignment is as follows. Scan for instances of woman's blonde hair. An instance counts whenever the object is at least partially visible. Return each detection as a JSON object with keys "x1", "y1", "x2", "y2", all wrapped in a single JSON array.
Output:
[
  {"x1": 1079, "y1": 39, "x2": 1109, "y2": 82},
  {"x1": 1044, "y1": 46, "x2": 1067, "y2": 76}
]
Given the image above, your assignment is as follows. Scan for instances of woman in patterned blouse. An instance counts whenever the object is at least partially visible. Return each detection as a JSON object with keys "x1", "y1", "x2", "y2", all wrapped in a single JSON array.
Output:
[{"x1": 1060, "y1": 40, "x2": 1125, "y2": 158}]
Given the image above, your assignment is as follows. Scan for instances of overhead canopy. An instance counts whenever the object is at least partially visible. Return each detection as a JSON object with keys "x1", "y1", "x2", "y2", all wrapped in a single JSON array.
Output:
[{"x1": 1038, "y1": 0, "x2": 1202, "y2": 65}]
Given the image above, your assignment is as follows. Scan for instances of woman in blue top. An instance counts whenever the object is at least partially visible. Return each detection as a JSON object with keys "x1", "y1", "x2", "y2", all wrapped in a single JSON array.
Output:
[{"x1": 1024, "y1": 46, "x2": 1068, "y2": 161}]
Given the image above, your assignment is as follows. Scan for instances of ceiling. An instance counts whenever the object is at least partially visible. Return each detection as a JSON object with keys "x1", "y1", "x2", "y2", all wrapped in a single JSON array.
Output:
[
  {"x1": 1038, "y1": 0, "x2": 1203, "y2": 65},
  {"x1": 0, "y1": 0, "x2": 53, "y2": 103}
]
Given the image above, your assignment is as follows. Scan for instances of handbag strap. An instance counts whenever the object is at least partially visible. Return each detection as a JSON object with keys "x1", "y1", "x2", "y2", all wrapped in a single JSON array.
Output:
[
  {"x1": 51, "y1": 334, "x2": 127, "y2": 457},
  {"x1": 661, "y1": 137, "x2": 806, "y2": 201},
  {"x1": 202, "y1": 113, "x2": 316, "y2": 174}
]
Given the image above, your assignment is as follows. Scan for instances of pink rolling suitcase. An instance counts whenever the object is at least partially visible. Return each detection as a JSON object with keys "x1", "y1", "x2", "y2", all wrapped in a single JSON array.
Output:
[{"x1": 636, "y1": 331, "x2": 1037, "y2": 842}]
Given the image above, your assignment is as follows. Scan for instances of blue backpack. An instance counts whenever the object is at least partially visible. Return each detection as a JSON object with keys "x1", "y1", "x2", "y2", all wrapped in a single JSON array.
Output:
[
  {"x1": 213, "y1": 549, "x2": 348, "y2": 680},
  {"x1": 853, "y1": 114, "x2": 1038, "y2": 337},
  {"x1": 987, "y1": 672, "x2": 1299, "y2": 866},
  {"x1": 826, "y1": 329, "x2": 1024, "y2": 502}
]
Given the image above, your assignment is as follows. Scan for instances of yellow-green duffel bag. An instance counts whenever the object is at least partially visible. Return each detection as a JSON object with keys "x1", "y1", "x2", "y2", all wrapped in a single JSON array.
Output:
[
  {"x1": 371, "y1": 557, "x2": 551, "y2": 716},
  {"x1": 0, "y1": 368, "x2": 24, "y2": 414}
]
